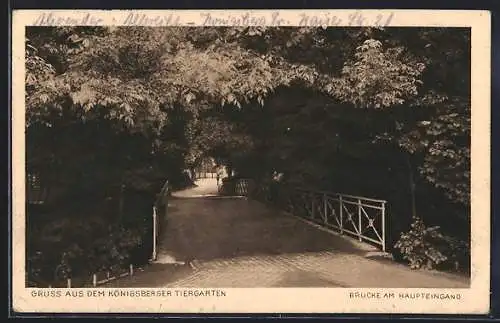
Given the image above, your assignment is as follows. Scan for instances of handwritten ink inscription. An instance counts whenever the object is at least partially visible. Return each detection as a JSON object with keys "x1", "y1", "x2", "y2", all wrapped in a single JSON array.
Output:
[
  {"x1": 299, "y1": 11, "x2": 395, "y2": 27},
  {"x1": 201, "y1": 11, "x2": 395, "y2": 27},
  {"x1": 32, "y1": 12, "x2": 104, "y2": 26},
  {"x1": 201, "y1": 12, "x2": 286, "y2": 26},
  {"x1": 31, "y1": 11, "x2": 395, "y2": 27},
  {"x1": 122, "y1": 13, "x2": 181, "y2": 26}
]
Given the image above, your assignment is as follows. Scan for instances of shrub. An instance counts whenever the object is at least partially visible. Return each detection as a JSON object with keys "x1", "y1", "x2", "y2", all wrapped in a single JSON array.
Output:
[
  {"x1": 27, "y1": 217, "x2": 146, "y2": 286},
  {"x1": 394, "y1": 216, "x2": 469, "y2": 271}
]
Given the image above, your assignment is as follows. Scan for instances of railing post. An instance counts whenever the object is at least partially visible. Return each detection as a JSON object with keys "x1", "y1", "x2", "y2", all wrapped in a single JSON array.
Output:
[
  {"x1": 339, "y1": 194, "x2": 343, "y2": 234},
  {"x1": 357, "y1": 199, "x2": 362, "y2": 241},
  {"x1": 152, "y1": 206, "x2": 157, "y2": 261},
  {"x1": 381, "y1": 201, "x2": 386, "y2": 252},
  {"x1": 323, "y1": 193, "x2": 327, "y2": 224},
  {"x1": 311, "y1": 193, "x2": 315, "y2": 219}
]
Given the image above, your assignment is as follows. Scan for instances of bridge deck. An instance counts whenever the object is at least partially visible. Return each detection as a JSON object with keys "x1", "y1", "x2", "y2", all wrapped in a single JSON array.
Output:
[{"x1": 105, "y1": 178, "x2": 469, "y2": 288}]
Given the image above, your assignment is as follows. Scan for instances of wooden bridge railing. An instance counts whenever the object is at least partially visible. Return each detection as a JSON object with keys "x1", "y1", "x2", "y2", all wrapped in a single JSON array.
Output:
[
  {"x1": 151, "y1": 179, "x2": 170, "y2": 262},
  {"x1": 194, "y1": 172, "x2": 216, "y2": 179},
  {"x1": 253, "y1": 182, "x2": 388, "y2": 252},
  {"x1": 218, "y1": 178, "x2": 255, "y2": 196},
  {"x1": 205, "y1": 176, "x2": 388, "y2": 252}
]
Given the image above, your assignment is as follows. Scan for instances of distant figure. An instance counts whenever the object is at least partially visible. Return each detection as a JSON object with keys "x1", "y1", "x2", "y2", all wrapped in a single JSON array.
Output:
[{"x1": 216, "y1": 166, "x2": 224, "y2": 186}]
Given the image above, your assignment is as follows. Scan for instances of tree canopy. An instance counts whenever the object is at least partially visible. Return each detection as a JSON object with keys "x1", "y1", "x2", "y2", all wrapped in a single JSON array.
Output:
[
  {"x1": 26, "y1": 26, "x2": 470, "y2": 233},
  {"x1": 25, "y1": 26, "x2": 472, "y2": 282}
]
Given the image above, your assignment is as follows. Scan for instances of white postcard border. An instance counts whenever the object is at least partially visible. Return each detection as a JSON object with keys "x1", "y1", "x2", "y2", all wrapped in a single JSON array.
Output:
[{"x1": 11, "y1": 9, "x2": 491, "y2": 314}]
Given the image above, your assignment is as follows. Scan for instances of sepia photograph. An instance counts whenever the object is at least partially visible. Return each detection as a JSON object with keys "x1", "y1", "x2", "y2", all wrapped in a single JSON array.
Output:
[{"x1": 12, "y1": 10, "x2": 490, "y2": 314}]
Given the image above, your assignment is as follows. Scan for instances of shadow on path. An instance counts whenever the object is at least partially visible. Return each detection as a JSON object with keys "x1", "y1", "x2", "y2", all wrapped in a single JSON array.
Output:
[
  {"x1": 160, "y1": 178, "x2": 369, "y2": 263},
  {"x1": 108, "y1": 178, "x2": 469, "y2": 288},
  {"x1": 162, "y1": 197, "x2": 370, "y2": 263}
]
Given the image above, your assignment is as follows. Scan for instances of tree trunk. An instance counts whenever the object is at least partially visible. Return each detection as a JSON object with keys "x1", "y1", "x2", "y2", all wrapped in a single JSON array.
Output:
[
  {"x1": 118, "y1": 182, "x2": 125, "y2": 222},
  {"x1": 406, "y1": 154, "x2": 417, "y2": 219}
]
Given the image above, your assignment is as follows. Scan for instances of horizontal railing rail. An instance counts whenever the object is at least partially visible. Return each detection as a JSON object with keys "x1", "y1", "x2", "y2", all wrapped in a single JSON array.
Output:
[
  {"x1": 194, "y1": 172, "x2": 216, "y2": 179},
  {"x1": 151, "y1": 179, "x2": 170, "y2": 262},
  {"x1": 254, "y1": 182, "x2": 388, "y2": 252},
  {"x1": 218, "y1": 178, "x2": 254, "y2": 196}
]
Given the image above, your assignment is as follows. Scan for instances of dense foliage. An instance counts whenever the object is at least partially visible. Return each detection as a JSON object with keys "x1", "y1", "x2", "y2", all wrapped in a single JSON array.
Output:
[
  {"x1": 25, "y1": 26, "x2": 471, "y2": 281},
  {"x1": 394, "y1": 216, "x2": 469, "y2": 271}
]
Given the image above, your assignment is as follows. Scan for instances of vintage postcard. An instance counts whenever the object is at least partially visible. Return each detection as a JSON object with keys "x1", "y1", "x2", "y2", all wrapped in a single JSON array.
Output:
[{"x1": 11, "y1": 9, "x2": 491, "y2": 314}]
